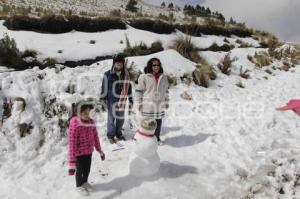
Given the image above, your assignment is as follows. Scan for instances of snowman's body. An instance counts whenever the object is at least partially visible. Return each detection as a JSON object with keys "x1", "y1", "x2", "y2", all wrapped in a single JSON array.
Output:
[
  {"x1": 129, "y1": 121, "x2": 160, "y2": 177},
  {"x1": 133, "y1": 131, "x2": 158, "y2": 157}
]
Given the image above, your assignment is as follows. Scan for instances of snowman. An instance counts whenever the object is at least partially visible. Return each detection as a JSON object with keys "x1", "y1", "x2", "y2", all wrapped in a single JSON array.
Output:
[{"x1": 129, "y1": 118, "x2": 160, "y2": 177}]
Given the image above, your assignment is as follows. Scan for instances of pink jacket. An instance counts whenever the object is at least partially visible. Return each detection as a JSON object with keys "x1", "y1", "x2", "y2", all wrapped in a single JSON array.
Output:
[{"x1": 68, "y1": 116, "x2": 102, "y2": 168}]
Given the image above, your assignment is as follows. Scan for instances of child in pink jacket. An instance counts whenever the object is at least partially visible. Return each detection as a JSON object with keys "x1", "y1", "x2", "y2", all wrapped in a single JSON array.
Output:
[{"x1": 68, "y1": 102, "x2": 105, "y2": 195}]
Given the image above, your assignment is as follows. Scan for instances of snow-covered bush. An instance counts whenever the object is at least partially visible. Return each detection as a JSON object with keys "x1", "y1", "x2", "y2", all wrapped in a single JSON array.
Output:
[
  {"x1": 171, "y1": 35, "x2": 201, "y2": 63},
  {"x1": 126, "y1": 61, "x2": 142, "y2": 83},
  {"x1": 254, "y1": 30, "x2": 281, "y2": 49},
  {"x1": 123, "y1": 36, "x2": 164, "y2": 57},
  {"x1": 192, "y1": 64, "x2": 216, "y2": 88},
  {"x1": 239, "y1": 66, "x2": 251, "y2": 79},
  {"x1": 253, "y1": 52, "x2": 272, "y2": 68},
  {"x1": 238, "y1": 40, "x2": 254, "y2": 48},
  {"x1": 218, "y1": 53, "x2": 235, "y2": 75},
  {"x1": 166, "y1": 74, "x2": 177, "y2": 87},
  {"x1": 42, "y1": 58, "x2": 57, "y2": 68},
  {"x1": 180, "y1": 73, "x2": 194, "y2": 86},
  {"x1": 269, "y1": 44, "x2": 300, "y2": 65}
]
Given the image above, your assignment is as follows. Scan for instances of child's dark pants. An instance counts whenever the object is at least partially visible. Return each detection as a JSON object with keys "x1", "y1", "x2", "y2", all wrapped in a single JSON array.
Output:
[{"x1": 76, "y1": 154, "x2": 92, "y2": 187}]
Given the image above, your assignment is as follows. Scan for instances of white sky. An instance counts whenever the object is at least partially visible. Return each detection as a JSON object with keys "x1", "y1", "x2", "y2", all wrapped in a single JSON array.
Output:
[
  {"x1": 145, "y1": 0, "x2": 300, "y2": 43},
  {"x1": 203, "y1": 0, "x2": 300, "y2": 43}
]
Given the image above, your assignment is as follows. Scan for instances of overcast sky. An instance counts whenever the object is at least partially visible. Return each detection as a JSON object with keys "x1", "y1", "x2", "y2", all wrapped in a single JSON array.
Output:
[{"x1": 147, "y1": 0, "x2": 300, "y2": 43}]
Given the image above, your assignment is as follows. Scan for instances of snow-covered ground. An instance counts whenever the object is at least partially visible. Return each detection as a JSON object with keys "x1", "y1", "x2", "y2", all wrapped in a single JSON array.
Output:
[{"x1": 0, "y1": 18, "x2": 300, "y2": 199}]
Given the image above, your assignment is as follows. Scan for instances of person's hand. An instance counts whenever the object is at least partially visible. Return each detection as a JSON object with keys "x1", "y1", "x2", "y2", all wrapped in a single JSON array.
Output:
[
  {"x1": 129, "y1": 104, "x2": 135, "y2": 115},
  {"x1": 68, "y1": 169, "x2": 75, "y2": 176},
  {"x1": 165, "y1": 104, "x2": 169, "y2": 110},
  {"x1": 68, "y1": 162, "x2": 76, "y2": 176},
  {"x1": 138, "y1": 104, "x2": 142, "y2": 112},
  {"x1": 100, "y1": 151, "x2": 105, "y2": 161},
  {"x1": 99, "y1": 98, "x2": 107, "y2": 111}
]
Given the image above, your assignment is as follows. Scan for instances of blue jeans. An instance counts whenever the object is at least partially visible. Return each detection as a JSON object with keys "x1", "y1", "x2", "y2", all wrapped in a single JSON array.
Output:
[{"x1": 107, "y1": 103, "x2": 125, "y2": 139}]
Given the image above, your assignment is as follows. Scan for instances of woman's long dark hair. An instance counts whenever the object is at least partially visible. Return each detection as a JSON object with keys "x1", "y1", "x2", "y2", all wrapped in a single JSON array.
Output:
[{"x1": 144, "y1": 58, "x2": 164, "y2": 74}]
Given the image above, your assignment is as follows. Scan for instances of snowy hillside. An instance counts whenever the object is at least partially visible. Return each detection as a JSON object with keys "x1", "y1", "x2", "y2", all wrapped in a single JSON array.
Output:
[
  {"x1": 0, "y1": 20, "x2": 259, "y2": 63},
  {"x1": 1, "y1": 9, "x2": 300, "y2": 199},
  {"x1": 0, "y1": 0, "x2": 168, "y2": 16}
]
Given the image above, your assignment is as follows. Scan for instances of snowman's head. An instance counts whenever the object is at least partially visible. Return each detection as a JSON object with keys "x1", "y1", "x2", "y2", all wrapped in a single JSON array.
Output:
[{"x1": 140, "y1": 118, "x2": 157, "y2": 135}]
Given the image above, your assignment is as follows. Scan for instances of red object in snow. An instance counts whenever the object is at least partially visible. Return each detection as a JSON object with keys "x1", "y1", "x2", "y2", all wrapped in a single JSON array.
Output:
[{"x1": 277, "y1": 99, "x2": 300, "y2": 116}]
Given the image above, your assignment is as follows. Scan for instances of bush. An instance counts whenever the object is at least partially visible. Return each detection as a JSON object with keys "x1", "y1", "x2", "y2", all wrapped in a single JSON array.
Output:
[
  {"x1": 109, "y1": 9, "x2": 122, "y2": 18},
  {"x1": 123, "y1": 35, "x2": 164, "y2": 57},
  {"x1": 128, "y1": 19, "x2": 175, "y2": 34},
  {"x1": 68, "y1": 16, "x2": 126, "y2": 32},
  {"x1": 254, "y1": 30, "x2": 281, "y2": 49},
  {"x1": 4, "y1": 15, "x2": 40, "y2": 31},
  {"x1": 175, "y1": 23, "x2": 252, "y2": 37},
  {"x1": 180, "y1": 73, "x2": 194, "y2": 85},
  {"x1": 192, "y1": 64, "x2": 216, "y2": 88},
  {"x1": 254, "y1": 52, "x2": 272, "y2": 68},
  {"x1": 269, "y1": 45, "x2": 300, "y2": 65},
  {"x1": 205, "y1": 42, "x2": 233, "y2": 52},
  {"x1": 0, "y1": 5, "x2": 32, "y2": 16},
  {"x1": 21, "y1": 49, "x2": 41, "y2": 68},
  {"x1": 158, "y1": 13, "x2": 169, "y2": 22},
  {"x1": 150, "y1": 41, "x2": 164, "y2": 52},
  {"x1": 291, "y1": 47, "x2": 300, "y2": 65},
  {"x1": 247, "y1": 55, "x2": 254, "y2": 63},
  {"x1": 171, "y1": 35, "x2": 201, "y2": 62},
  {"x1": 239, "y1": 66, "x2": 250, "y2": 79},
  {"x1": 126, "y1": 61, "x2": 142, "y2": 83},
  {"x1": 239, "y1": 42, "x2": 254, "y2": 48},
  {"x1": 22, "y1": 49, "x2": 37, "y2": 58},
  {"x1": 0, "y1": 34, "x2": 25, "y2": 69},
  {"x1": 43, "y1": 57, "x2": 57, "y2": 68},
  {"x1": 223, "y1": 38, "x2": 230, "y2": 43},
  {"x1": 126, "y1": 0, "x2": 138, "y2": 13},
  {"x1": 281, "y1": 61, "x2": 291, "y2": 72},
  {"x1": 4, "y1": 15, "x2": 126, "y2": 33},
  {"x1": 218, "y1": 53, "x2": 235, "y2": 75},
  {"x1": 36, "y1": 15, "x2": 69, "y2": 33}
]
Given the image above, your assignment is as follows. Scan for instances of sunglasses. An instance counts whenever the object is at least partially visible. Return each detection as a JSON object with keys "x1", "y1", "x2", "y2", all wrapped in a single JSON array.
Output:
[{"x1": 152, "y1": 64, "x2": 160, "y2": 67}]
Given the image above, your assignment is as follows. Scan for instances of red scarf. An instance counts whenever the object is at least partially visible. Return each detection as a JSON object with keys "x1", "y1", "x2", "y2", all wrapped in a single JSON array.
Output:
[
  {"x1": 152, "y1": 72, "x2": 160, "y2": 83},
  {"x1": 136, "y1": 130, "x2": 155, "y2": 137}
]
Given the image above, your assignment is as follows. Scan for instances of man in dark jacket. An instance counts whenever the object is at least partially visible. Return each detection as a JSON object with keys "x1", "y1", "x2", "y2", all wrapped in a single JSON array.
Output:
[{"x1": 100, "y1": 54, "x2": 133, "y2": 144}]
